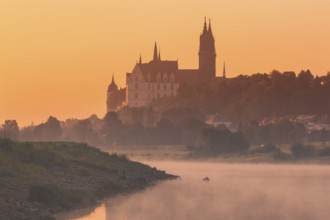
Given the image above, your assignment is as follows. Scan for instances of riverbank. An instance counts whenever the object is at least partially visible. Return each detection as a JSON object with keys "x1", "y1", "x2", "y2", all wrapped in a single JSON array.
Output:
[
  {"x1": 99, "y1": 144, "x2": 330, "y2": 164},
  {"x1": 0, "y1": 139, "x2": 176, "y2": 220}
]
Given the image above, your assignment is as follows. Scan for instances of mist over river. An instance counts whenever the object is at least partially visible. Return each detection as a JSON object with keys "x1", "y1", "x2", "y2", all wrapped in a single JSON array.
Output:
[{"x1": 62, "y1": 162, "x2": 330, "y2": 220}]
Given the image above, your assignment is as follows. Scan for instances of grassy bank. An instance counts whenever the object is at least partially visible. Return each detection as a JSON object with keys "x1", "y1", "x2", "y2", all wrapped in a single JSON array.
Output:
[{"x1": 0, "y1": 139, "x2": 176, "y2": 220}]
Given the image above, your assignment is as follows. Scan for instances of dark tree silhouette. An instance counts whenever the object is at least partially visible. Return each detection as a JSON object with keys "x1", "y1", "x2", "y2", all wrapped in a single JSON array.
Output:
[
  {"x1": 34, "y1": 116, "x2": 62, "y2": 141},
  {"x1": 1, "y1": 120, "x2": 19, "y2": 140},
  {"x1": 102, "y1": 112, "x2": 124, "y2": 145}
]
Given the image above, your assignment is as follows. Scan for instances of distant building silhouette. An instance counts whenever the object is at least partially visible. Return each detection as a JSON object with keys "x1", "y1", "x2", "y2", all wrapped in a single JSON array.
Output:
[
  {"x1": 107, "y1": 18, "x2": 223, "y2": 110},
  {"x1": 106, "y1": 75, "x2": 125, "y2": 112},
  {"x1": 199, "y1": 18, "x2": 216, "y2": 81}
]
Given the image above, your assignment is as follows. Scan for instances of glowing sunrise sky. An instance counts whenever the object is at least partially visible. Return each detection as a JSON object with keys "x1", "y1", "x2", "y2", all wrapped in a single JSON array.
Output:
[{"x1": 0, "y1": 0, "x2": 329, "y2": 126}]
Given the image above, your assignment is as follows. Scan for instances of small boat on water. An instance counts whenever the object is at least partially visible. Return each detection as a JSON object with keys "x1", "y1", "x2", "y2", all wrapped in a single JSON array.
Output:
[{"x1": 203, "y1": 177, "x2": 210, "y2": 182}]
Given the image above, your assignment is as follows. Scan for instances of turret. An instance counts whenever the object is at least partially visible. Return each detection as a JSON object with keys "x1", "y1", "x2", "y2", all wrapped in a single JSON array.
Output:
[
  {"x1": 108, "y1": 75, "x2": 118, "y2": 92},
  {"x1": 107, "y1": 75, "x2": 120, "y2": 112}
]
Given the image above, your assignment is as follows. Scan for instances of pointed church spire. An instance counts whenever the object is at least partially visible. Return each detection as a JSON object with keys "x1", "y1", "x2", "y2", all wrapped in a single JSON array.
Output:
[
  {"x1": 153, "y1": 42, "x2": 158, "y2": 61},
  {"x1": 158, "y1": 47, "x2": 161, "y2": 61},
  {"x1": 223, "y1": 62, "x2": 226, "y2": 79},
  {"x1": 112, "y1": 74, "x2": 115, "y2": 83},
  {"x1": 139, "y1": 53, "x2": 142, "y2": 64},
  {"x1": 203, "y1": 17, "x2": 207, "y2": 34},
  {"x1": 208, "y1": 18, "x2": 213, "y2": 35}
]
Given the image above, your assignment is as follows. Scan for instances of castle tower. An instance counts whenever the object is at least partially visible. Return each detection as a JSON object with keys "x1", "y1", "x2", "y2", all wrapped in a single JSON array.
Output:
[
  {"x1": 199, "y1": 18, "x2": 216, "y2": 81},
  {"x1": 106, "y1": 75, "x2": 119, "y2": 112}
]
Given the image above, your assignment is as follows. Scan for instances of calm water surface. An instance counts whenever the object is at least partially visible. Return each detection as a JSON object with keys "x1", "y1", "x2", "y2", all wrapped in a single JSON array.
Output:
[{"x1": 61, "y1": 162, "x2": 330, "y2": 220}]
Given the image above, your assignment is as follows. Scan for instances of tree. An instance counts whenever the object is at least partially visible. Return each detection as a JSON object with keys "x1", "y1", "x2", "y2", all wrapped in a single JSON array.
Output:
[
  {"x1": 71, "y1": 119, "x2": 94, "y2": 143},
  {"x1": 102, "y1": 112, "x2": 124, "y2": 145},
  {"x1": 298, "y1": 70, "x2": 314, "y2": 82},
  {"x1": 2, "y1": 120, "x2": 19, "y2": 140},
  {"x1": 153, "y1": 119, "x2": 180, "y2": 145},
  {"x1": 290, "y1": 143, "x2": 316, "y2": 158},
  {"x1": 34, "y1": 116, "x2": 62, "y2": 141},
  {"x1": 319, "y1": 128, "x2": 329, "y2": 146},
  {"x1": 181, "y1": 119, "x2": 207, "y2": 145},
  {"x1": 197, "y1": 127, "x2": 249, "y2": 155}
]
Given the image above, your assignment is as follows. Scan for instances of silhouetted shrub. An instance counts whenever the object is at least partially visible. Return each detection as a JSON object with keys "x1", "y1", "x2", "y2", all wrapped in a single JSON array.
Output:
[
  {"x1": 318, "y1": 147, "x2": 330, "y2": 157},
  {"x1": 290, "y1": 143, "x2": 316, "y2": 158},
  {"x1": 196, "y1": 127, "x2": 249, "y2": 156},
  {"x1": 0, "y1": 138, "x2": 14, "y2": 153}
]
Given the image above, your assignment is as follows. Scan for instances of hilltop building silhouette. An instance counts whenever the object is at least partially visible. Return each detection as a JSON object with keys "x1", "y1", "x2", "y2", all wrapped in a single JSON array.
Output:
[
  {"x1": 106, "y1": 75, "x2": 125, "y2": 112},
  {"x1": 107, "y1": 18, "x2": 222, "y2": 110}
]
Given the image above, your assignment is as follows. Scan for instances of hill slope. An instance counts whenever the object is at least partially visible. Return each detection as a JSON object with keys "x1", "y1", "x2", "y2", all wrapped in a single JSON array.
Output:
[{"x1": 0, "y1": 139, "x2": 175, "y2": 220}]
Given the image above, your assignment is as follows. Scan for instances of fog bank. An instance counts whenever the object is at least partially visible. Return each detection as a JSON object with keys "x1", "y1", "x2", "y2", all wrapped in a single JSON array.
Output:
[{"x1": 74, "y1": 162, "x2": 330, "y2": 220}]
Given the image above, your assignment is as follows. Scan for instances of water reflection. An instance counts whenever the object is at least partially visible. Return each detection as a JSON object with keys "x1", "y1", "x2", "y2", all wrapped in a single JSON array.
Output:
[{"x1": 66, "y1": 162, "x2": 330, "y2": 220}]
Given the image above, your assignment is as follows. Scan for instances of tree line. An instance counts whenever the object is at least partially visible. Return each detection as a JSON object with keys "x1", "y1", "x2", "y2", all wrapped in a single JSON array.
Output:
[
  {"x1": 152, "y1": 70, "x2": 330, "y2": 122},
  {"x1": 1, "y1": 111, "x2": 329, "y2": 156}
]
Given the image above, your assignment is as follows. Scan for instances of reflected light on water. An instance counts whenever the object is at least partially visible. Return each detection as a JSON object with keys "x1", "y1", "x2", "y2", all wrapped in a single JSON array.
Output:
[{"x1": 63, "y1": 162, "x2": 330, "y2": 220}]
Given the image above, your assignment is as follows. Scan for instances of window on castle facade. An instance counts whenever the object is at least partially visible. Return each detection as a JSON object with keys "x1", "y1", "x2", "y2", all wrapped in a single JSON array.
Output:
[
  {"x1": 157, "y1": 83, "x2": 160, "y2": 90},
  {"x1": 171, "y1": 84, "x2": 174, "y2": 90},
  {"x1": 135, "y1": 93, "x2": 138, "y2": 98},
  {"x1": 170, "y1": 73, "x2": 175, "y2": 82},
  {"x1": 157, "y1": 73, "x2": 161, "y2": 82},
  {"x1": 164, "y1": 84, "x2": 167, "y2": 90},
  {"x1": 163, "y1": 74, "x2": 167, "y2": 82}
]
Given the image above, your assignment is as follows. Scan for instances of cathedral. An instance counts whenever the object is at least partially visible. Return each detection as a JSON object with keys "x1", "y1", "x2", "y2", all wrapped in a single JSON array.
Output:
[{"x1": 107, "y1": 18, "x2": 222, "y2": 111}]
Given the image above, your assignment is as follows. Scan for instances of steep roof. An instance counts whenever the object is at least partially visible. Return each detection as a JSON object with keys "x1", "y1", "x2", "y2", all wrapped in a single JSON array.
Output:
[
  {"x1": 177, "y1": 69, "x2": 201, "y2": 84},
  {"x1": 136, "y1": 60, "x2": 179, "y2": 82}
]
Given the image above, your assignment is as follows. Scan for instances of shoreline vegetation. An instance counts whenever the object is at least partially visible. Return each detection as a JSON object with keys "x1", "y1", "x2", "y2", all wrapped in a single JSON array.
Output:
[
  {"x1": 0, "y1": 139, "x2": 177, "y2": 220},
  {"x1": 101, "y1": 142, "x2": 330, "y2": 165}
]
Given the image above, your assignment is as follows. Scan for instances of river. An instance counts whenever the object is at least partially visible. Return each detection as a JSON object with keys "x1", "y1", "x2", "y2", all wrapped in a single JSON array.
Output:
[{"x1": 60, "y1": 161, "x2": 330, "y2": 220}]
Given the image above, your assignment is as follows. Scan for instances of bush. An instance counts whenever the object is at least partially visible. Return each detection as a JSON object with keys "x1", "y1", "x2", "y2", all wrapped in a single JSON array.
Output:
[
  {"x1": 318, "y1": 147, "x2": 330, "y2": 157},
  {"x1": 290, "y1": 143, "x2": 316, "y2": 158},
  {"x1": 197, "y1": 127, "x2": 250, "y2": 155},
  {"x1": 0, "y1": 138, "x2": 14, "y2": 153}
]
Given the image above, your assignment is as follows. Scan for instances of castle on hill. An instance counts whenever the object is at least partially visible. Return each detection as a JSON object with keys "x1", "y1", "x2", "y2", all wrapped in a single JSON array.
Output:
[{"x1": 107, "y1": 18, "x2": 225, "y2": 112}]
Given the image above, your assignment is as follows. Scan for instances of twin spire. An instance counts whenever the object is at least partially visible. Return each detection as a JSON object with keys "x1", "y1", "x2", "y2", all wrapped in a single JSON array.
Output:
[
  {"x1": 203, "y1": 17, "x2": 213, "y2": 35},
  {"x1": 139, "y1": 18, "x2": 212, "y2": 64}
]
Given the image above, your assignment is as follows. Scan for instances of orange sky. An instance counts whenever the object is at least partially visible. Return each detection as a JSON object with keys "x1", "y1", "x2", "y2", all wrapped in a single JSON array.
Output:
[{"x1": 1, "y1": 0, "x2": 329, "y2": 126}]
